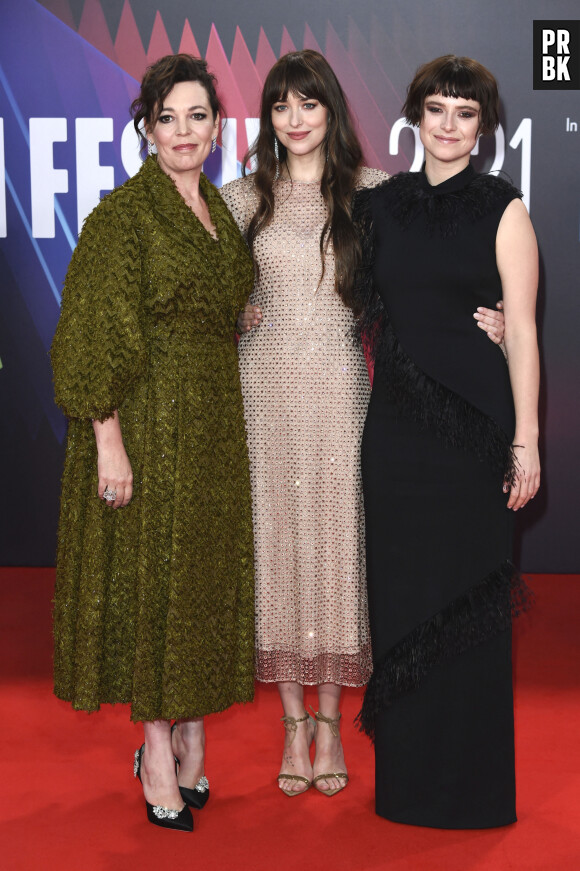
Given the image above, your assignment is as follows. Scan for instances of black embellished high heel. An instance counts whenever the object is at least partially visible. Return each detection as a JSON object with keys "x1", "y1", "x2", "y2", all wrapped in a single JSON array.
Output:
[
  {"x1": 133, "y1": 744, "x2": 194, "y2": 832},
  {"x1": 171, "y1": 723, "x2": 210, "y2": 809}
]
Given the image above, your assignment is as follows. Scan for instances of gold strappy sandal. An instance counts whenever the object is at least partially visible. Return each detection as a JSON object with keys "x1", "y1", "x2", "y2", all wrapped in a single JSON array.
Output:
[
  {"x1": 312, "y1": 710, "x2": 349, "y2": 797},
  {"x1": 277, "y1": 712, "x2": 315, "y2": 797}
]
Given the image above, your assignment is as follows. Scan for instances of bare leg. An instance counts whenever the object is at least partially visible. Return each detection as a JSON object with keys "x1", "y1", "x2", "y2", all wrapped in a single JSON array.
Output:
[
  {"x1": 171, "y1": 716, "x2": 206, "y2": 789},
  {"x1": 277, "y1": 680, "x2": 316, "y2": 794},
  {"x1": 140, "y1": 719, "x2": 184, "y2": 809},
  {"x1": 312, "y1": 683, "x2": 347, "y2": 793}
]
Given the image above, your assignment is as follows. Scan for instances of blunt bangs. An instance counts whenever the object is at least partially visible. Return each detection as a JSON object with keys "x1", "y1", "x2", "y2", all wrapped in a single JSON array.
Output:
[
  {"x1": 429, "y1": 69, "x2": 484, "y2": 104},
  {"x1": 262, "y1": 52, "x2": 335, "y2": 117},
  {"x1": 403, "y1": 55, "x2": 500, "y2": 135}
]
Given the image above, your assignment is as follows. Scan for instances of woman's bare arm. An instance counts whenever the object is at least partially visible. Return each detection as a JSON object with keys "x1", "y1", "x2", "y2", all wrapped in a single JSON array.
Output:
[{"x1": 496, "y1": 198, "x2": 540, "y2": 511}]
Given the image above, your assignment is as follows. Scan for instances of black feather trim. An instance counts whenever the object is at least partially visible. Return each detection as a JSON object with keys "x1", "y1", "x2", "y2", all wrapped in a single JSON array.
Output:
[
  {"x1": 373, "y1": 317, "x2": 518, "y2": 485},
  {"x1": 378, "y1": 168, "x2": 522, "y2": 237},
  {"x1": 351, "y1": 178, "x2": 517, "y2": 485},
  {"x1": 350, "y1": 166, "x2": 521, "y2": 332},
  {"x1": 351, "y1": 183, "x2": 386, "y2": 332},
  {"x1": 356, "y1": 561, "x2": 532, "y2": 740}
]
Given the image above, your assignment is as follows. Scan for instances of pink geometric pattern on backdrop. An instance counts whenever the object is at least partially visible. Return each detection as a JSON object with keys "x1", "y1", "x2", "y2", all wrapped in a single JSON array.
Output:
[
  {"x1": 206, "y1": 24, "x2": 251, "y2": 158},
  {"x1": 325, "y1": 20, "x2": 383, "y2": 169},
  {"x1": 255, "y1": 28, "x2": 277, "y2": 82},
  {"x1": 303, "y1": 23, "x2": 323, "y2": 53},
  {"x1": 147, "y1": 11, "x2": 173, "y2": 66},
  {"x1": 78, "y1": 0, "x2": 115, "y2": 61},
  {"x1": 348, "y1": 18, "x2": 402, "y2": 125},
  {"x1": 231, "y1": 27, "x2": 263, "y2": 119},
  {"x1": 178, "y1": 20, "x2": 201, "y2": 58},
  {"x1": 280, "y1": 26, "x2": 297, "y2": 56},
  {"x1": 39, "y1": 0, "x2": 409, "y2": 171},
  {"x1": 46, "y1": 0, "x2": 75, "y2": 28},
  {"x1": 114, "y1": 0, "x2": 147, "y2": 81}
]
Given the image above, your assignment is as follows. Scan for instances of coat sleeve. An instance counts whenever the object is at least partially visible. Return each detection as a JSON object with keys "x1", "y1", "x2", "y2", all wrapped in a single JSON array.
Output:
[{"x1": 51, "y1": 195, "x2": 147, "y2": 421}]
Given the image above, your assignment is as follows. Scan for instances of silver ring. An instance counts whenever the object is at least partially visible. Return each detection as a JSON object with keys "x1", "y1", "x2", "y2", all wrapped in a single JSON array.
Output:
[{"x1": 103, "y1": 487, "x2": 117, "y2": 502}]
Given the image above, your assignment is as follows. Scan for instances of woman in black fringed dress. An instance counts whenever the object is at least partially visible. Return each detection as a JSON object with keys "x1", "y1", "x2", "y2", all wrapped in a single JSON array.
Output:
[{"x1": 352, "y1": 56, "x2": 540, "y2": 829}]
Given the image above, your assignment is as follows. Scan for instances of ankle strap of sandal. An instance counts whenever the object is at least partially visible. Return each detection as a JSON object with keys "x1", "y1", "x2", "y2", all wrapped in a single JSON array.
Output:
[
  {"x1": 312, "y1": 709, "x2": 341, "y2": 738},
  {"x1": 280, "y1": 712, "x2": 310, "y2": 745}
]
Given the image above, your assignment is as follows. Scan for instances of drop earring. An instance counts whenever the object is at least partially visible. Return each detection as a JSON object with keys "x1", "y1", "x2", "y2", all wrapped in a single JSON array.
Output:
[
  {"x1": 273, "y1": 135, "x2": 280, "y2": 180},
  {"x1": 211, "y1": 137, "x2": 217, "y2": 153},
  {"x1": 148, "y1": 140, "x2": 155, "y2": 156}
]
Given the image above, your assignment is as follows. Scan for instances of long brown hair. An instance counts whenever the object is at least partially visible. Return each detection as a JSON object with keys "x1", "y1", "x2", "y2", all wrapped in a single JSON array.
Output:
[{"x1": 244, "y1": 50, "x2": 363, "y2": 301}]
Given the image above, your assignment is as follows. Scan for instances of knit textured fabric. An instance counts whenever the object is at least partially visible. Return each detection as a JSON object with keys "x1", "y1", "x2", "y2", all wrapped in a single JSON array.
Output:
[{"x1": 51, "y1": 156, "x2": 255, "y2": 722}]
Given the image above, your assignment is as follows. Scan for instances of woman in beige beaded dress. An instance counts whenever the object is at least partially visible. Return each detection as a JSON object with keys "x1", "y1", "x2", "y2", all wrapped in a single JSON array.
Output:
[{"x1": 221, "y1": 50, "x2": 505, "y2": 797}]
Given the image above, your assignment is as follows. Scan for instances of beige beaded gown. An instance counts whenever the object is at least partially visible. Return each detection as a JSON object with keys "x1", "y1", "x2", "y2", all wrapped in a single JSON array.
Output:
[{"x1": 221, "y1": 168, "x2": 387, "y2": 686}]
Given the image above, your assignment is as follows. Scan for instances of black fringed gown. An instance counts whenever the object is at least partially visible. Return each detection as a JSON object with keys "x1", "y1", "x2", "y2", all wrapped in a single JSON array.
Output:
[{"x1": 353, "y1": 164, "x2": 531, "y2": 829}]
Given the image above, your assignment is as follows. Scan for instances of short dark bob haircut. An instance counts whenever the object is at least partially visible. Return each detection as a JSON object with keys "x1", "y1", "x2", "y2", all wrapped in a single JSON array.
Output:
[
  {"x1": 402, "y1": 55, "x2": 500, "y2": 136},
  {"x1": 131, "y1": 54, "x2": 223, "y2": 143}
]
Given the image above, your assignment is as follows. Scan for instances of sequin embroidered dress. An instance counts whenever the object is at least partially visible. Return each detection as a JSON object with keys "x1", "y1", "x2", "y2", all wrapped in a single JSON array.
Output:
[{"x1": 221, "y1": 168, "x2": 387, "y2": 686}]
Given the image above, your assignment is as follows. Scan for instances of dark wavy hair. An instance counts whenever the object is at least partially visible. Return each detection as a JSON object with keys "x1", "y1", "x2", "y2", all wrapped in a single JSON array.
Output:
[
  {"x1": 402, "y1": 55, "x2": 500, "y2": 136},
  {"x1": 244, "y1": 50, "x2": 363, "y2": 301},
  {"x1": 131, "y1": 54, "x2": 223, "y2": 145}
]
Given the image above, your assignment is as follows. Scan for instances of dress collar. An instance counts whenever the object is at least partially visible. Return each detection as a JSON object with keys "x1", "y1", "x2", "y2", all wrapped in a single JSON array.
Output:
[
  {"x1": 419, "y1": 162, "x2": 476, "y2": 196},
  {"x1": 140, "y1": 155, "x2": 221, "y2": 246}
]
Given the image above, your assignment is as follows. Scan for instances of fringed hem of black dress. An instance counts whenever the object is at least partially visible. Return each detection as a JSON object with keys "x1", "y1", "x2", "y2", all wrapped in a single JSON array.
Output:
[
  {"x1": 357, "y1": 560, "x2": 532, "y2": 740},
  {"x1": 371, "y1": 317, "x2": 519, "y2": 485}
]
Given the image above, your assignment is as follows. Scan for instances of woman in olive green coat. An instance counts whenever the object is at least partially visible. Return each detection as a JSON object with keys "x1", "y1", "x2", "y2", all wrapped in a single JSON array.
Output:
[{"x1": 51, "y1": 55, "x2": 254, "y2": 832}]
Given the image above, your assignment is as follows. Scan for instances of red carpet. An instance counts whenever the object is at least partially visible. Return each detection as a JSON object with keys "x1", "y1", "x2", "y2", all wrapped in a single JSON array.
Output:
[{"x1": 0, "y1": 569, "x2": 578, "y2": 870}]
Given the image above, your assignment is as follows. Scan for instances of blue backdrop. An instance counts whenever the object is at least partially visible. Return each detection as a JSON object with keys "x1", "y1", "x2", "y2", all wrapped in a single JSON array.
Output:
[{"x1": 1, "y1": 0, "x2": 578, "y2": 570}]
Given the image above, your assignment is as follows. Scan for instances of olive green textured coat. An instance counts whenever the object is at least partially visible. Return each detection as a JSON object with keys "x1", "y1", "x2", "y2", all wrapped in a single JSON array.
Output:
[{"x1": 51, "y1": 156, "x2": 255, "y2": 722}]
